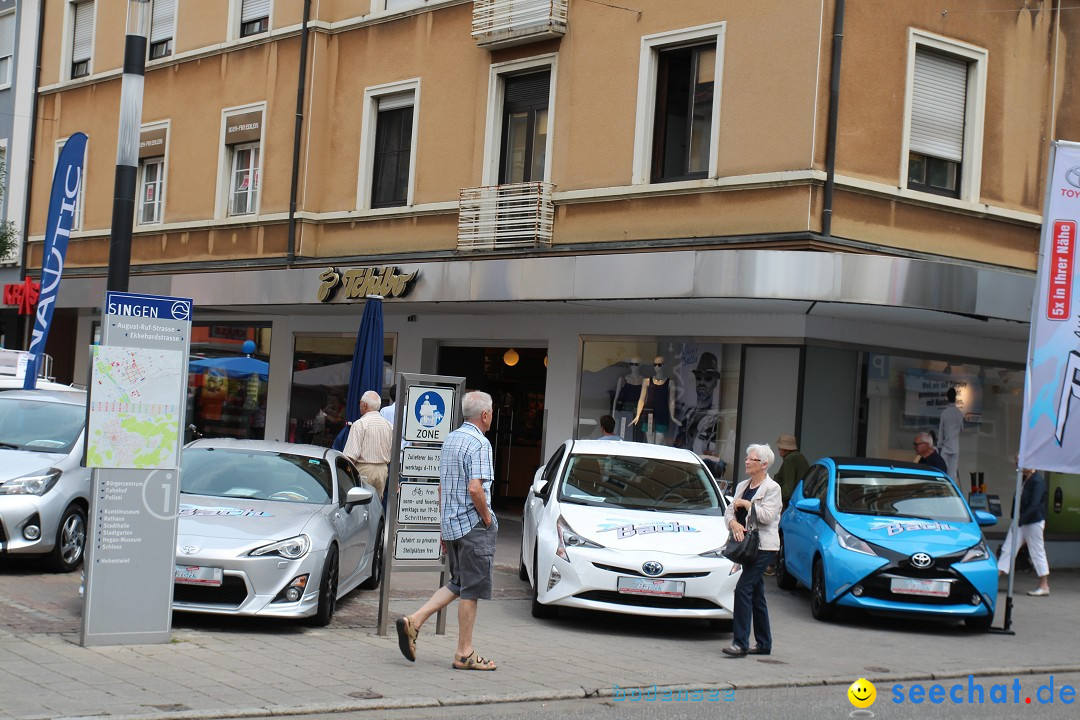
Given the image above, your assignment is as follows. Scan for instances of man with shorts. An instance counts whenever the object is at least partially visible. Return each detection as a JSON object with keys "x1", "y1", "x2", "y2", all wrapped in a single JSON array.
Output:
[{"x1": 395, "y1": 391, "x2": 498, "y2": 671}]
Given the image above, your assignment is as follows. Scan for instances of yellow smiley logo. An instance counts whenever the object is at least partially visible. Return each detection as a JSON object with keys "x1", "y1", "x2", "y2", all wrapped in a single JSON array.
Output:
[{"x1": 847, "y1": 678, "x2": 876, "y2": 708}]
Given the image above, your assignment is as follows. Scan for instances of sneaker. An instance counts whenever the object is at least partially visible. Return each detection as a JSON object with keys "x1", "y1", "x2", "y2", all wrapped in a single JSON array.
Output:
[
  {"x1": 1027, "y1": 587, "x2": 1050, "y2": 597},
  {"x1": 763, "y1": 565, "x2": 776, "y2": 577}
]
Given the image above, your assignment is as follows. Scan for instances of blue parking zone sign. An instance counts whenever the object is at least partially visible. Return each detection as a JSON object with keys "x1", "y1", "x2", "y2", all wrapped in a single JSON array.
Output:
[{"x1": 403, "y1": 386, "x2": 455, "y2": 443}]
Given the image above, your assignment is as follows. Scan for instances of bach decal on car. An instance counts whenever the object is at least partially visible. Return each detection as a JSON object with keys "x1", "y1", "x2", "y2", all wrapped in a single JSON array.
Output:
[
  {"x1": 596, "y1": 520, "x2": 700, "y2": 539},
  {"x1": 867, "y1": 519, "x2": 958, "y2": 536},
  {"x1": 178, "y1": 504, "x2": 272, "y2": 517}
]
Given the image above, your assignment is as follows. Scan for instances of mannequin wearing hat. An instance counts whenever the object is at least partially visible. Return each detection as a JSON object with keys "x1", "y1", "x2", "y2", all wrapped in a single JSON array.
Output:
[
  {"x1": 633, "y1": 356, "x2": 680, "y2": 443},
  {"x1": 612, "y1": 357, "x2": 645, "y2": 440},
  {"x1": 775, "y1": 434, "x2": 809, "y2": 507},
  {"x1": 676, "y1": 351, "x2": 721, "y2": 455}
]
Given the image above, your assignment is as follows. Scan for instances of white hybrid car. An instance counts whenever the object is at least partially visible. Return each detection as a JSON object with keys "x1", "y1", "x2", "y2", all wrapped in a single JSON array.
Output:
[{"x1": 521, "y1": 440, "x2": 739, "y2": 625}]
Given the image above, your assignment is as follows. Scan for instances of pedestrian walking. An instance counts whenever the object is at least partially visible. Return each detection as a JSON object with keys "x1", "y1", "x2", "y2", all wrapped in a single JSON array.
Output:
[
  {"x1": 938, "y1": 387, "x2": 964, "y2": 480},
  {"x1": 998, "y1": 461, "x2": 1051, "y2": 596},
  {"x1": 342, "y1": 390, "x2": 392, "y2": 498},
  {"x1": 774, "y1": 434, "x2": 809, "y2": 508},
  {"x1": 396, "y1": 390, "x2": 499, "y2": 670},
  {"x1": 722, "y1": 443, "x2": 782, "y2": 658}
]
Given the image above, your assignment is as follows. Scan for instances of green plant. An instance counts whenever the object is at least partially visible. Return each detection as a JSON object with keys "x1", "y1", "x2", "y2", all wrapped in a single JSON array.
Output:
[{"x1": 0, "y1": 159, "x2": 17, "y2": 261}]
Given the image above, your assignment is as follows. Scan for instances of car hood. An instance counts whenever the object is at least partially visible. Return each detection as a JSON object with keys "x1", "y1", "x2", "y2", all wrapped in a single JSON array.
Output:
[
  {"x1": 177, "y1": 494, "x2": 323, "y2": 541},
  {"x1": 837, "y1": 513, "x2": 983, "y2": 553},
  {"x1": 0, "y1": 448, "x2": 65, "y2": 480},
  {"x1": 559, "y1": 502, "x2": 727, "y2": 554}
]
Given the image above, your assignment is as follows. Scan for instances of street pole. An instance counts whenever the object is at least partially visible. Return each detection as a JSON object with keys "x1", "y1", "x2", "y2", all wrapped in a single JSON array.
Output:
[{"x1": 106, "y1": 0, "x2": 151, "y2": 293}]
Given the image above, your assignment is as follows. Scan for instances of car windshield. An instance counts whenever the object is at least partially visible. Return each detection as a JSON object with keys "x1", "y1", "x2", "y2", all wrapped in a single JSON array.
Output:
[
  {"x1": 0, "y1": 396, "x2": 85, "y2": 453},
  {"x1": 558, "y1": 453, "x2": 723, "y2": 513},
  {"x1": 836, "y1": 470, "x2": 971, "y2": 522},
  {"x1": 180, "y1": 447, "x2": 333, "y2": 504}
]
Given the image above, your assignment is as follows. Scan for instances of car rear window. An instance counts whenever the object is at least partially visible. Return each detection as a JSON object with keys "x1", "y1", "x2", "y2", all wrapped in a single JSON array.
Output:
[
  {"x1": 558, "y1": 453, "x2": 723, "y2": 513},
  {"x1": 181, "y1": 447, "x2": 333, "y2": 504},
  {"x1": 836, "y1": 471, "x2": 970, "y2": 522},
  {"x1": 0, "y1": 396, "x2": 85, "y2": 453}
]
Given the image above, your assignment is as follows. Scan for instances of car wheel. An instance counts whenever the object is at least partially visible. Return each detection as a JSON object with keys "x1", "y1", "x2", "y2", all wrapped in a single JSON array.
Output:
[
  {"x1": 359, "y1": 524, "x2": 384, "y2": 591},
  {"x1": 775, "y1": 537, "x2": 796, "y2": 591},
  {"x1": 311, "y1": 546, "x2": 339, "y2": 627},
  {"x1": 530, "y1": 551, "x2": 558, "y2": 619},
  {"x1": 48, "y1": 504, "x2": 86, "y2": 573},
  {"x1": 810, "y1": 557, "x2": 834, "y2": 621},
  {"x1": 964, "y1": 612, "x2": 994, "y2": 632}
]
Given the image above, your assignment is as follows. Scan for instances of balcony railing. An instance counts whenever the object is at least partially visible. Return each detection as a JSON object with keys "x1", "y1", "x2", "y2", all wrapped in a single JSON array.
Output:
[
  {"x1": 458, "y1": 182, "x2": 554, "y2": 250},
  {"x1": 472, "y1": 0, "x2": 568, "y2": 49}
]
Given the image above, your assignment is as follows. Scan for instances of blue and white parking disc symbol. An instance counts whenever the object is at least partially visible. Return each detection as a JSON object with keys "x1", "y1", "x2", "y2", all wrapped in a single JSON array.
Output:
[{"x1": 404, "y1": 386, "x2": 455, "y2": 444}]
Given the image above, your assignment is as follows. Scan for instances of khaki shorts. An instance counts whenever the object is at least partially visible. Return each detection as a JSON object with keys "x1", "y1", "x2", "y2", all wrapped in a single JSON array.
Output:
[{"x1": 446, "y1": 520, "x2": 498, "y2": 600}]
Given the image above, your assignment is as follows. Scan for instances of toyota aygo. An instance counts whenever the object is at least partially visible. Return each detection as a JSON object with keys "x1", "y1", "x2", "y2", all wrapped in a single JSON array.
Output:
[{"x1": 777, "y1": 457, "x2": 999, "y2": 630}]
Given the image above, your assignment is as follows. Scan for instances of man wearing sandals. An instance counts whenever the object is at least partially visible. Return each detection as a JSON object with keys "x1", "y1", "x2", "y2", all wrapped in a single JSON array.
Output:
[{"x1": 396, "y1": 391, "x2": 499, "y2": 671}]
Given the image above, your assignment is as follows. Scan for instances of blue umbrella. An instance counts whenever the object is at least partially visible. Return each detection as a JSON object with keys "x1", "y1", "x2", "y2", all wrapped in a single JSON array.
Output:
[
  {"x1": 345, "y1": 296, "x2": 385, "y2": 423},
  {"x1": 189, "y1": 355, "x2": 269, "y2": 380}
]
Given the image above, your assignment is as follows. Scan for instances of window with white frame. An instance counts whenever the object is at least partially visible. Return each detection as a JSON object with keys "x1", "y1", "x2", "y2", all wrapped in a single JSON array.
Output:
[
  {"x1": 633, "y1": 24, "x2": 724, "y2": 185},
  {"x1": 0, "y1": 10, "x2": 14, "y2": 87},
  {"x1": 240, "y1": 0, "x2": 269, "y2": 38},
  {"x1": 904, "y1": 33, "x2": 986, "y2": 202},
  {"x1": 370, "y1": 92, "x2": 415, "y2": 208},
  {"x1": 499, "y1": 70, "x2": 549, "y2": 184},
  {"x1": 229, "y1": 143, "x2": 259, "y2": 215},
  {"x1": 137, "y1": 127, "x2": 167, "y2": 225},
  {"x1": 70, "y1": 1, "x2": 94, "y2": 79},
  {"x1": 149, "y1": 0, "x2": 175, "y2": 59}
]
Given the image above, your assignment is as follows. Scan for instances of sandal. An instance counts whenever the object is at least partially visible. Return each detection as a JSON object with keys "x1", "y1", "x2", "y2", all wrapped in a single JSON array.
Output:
[
  {"x1": 395, "y1": 616, "x2": 418, "y2": 662},
  {"x1": 452, "y1": 650, "x2": 497, "y2": 671}
]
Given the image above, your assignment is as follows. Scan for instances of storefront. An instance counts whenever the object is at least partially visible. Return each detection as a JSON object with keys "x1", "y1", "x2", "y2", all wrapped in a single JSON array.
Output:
[{"x1": 52, "y1": 248, "x2": 1079, "y2": 562}]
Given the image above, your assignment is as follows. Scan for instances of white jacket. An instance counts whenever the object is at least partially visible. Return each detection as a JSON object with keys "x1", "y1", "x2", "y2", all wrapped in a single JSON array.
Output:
[{"x1": 724, "y1": 476, "x2": 783, "y2": 551}]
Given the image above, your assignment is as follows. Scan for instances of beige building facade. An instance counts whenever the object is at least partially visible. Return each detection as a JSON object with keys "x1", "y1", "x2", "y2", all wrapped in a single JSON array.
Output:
[{"x1": 20, "y1": 1, "x2": 1080, "y2": 554}]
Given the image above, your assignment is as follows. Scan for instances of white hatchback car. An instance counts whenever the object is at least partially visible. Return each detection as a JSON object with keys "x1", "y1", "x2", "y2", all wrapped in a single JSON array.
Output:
[{"x1": 521, "y1": 440, "x2": 739, "y2": 624}]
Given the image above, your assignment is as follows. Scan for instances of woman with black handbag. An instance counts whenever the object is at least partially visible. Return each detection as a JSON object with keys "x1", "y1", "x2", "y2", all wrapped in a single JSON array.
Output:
[{"x1": 721, "y1": 443, "x2": 782, "y2": 658}]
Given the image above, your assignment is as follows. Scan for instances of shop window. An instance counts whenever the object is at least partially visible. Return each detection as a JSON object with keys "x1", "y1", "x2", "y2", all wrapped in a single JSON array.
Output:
[
  {"x1": 578, "y1": 339, "x2": 741, "y2": 484},
  {"x1": 70, "y1": 0, "x2": 94, "y2": 79},
  {"x1": 288, "y1": 334, "x2": 397, "y2": 447},
  {"x1": 149, "y1": 0, "x2": 175, "y2": 59},
  {"x1": 187, "y1": 323, "x2": 271, "y2": 442}
]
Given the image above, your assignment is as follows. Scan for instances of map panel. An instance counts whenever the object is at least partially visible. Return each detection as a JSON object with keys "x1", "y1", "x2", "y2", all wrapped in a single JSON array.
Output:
[{"x1": 87, "y1": 345, "x2": 185, "y2": 469}]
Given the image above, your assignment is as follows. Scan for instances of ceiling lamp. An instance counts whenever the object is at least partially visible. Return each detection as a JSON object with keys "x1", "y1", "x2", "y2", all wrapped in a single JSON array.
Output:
[{"x1": 503, "y1": 348, "x2": 519, "y2": 367}]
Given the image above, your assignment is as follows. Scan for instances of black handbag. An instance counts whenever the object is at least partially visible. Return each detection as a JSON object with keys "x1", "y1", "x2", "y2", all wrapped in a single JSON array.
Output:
[{"x1": 722, "y1": 502, "x2": 760, "y2": 565}]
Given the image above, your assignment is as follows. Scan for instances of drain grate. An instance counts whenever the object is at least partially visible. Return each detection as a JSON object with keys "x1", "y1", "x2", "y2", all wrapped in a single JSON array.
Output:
[{"x1": 348, "y1": 690, "x2": 384, "y2": 700}]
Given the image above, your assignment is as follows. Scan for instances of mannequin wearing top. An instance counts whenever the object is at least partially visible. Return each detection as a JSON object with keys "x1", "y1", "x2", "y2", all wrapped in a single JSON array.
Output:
[
  {"x1": 633, "y1": 356, "x2": 680, "y2": 443},
  {"x1": 612, "y1": 357, "x2": 644, "y2": 439}
]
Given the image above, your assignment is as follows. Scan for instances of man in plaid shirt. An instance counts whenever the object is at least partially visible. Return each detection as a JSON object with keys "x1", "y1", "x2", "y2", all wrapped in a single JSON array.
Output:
[{"x1": 395, "y1": 391, "x2": 499, "y2": 671}]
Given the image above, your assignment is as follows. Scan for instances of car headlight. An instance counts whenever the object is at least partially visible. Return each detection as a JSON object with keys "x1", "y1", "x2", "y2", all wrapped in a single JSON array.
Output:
[
  {"x1": 0, "y1": 468, "x2": 62, "y2": 495},
  {"x1": 555, "y1": 515, "x2": 603, "y2": 561},
  {"x1": 250, "y1": 534, "x2": 311, "y2": 559},
  {"x1": 836, "y1": 524, "x2": 877, "y2": 556},
  {"x1": 960, "y1": 540, "x2": 991, "y2": 563}
]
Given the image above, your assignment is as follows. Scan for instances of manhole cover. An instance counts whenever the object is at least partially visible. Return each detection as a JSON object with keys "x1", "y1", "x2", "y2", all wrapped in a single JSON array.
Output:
[{"x1": 348, "y1": 690, "x2": 383, "y2": 700}]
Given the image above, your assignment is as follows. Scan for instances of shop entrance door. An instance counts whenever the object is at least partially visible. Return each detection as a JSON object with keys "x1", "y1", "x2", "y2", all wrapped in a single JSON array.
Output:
[{"x1": 437, "y1": 346, "x2": 547, "y2": 513}]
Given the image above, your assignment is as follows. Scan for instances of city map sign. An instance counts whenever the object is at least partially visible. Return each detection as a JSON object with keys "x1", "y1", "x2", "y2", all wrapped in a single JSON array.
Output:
[{"x1": 82, "y1": 292, "x2": 192, "y2": 647}]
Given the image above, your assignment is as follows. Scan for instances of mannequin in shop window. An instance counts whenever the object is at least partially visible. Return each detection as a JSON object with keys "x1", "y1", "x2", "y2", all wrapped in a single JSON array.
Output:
[
  {"x1": 632, "y1": 356, "x2": 680, "y2": 443},
  {"x1": 612, "y1": 357, "x2": 644, "y2": 440}
]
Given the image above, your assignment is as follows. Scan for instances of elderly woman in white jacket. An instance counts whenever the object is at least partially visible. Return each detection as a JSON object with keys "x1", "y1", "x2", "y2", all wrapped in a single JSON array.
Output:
[{"x1": 721, "y1": 443, "x2": 783, "y2": 658}]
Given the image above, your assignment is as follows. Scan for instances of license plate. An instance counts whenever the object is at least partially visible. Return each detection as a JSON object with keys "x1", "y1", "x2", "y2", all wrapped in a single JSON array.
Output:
[
  {"x1": 890, "y1": 577, "x2": 949, "y2": 597},
  {"x1": 174, "y1": 564, "x2": 223, "y2": 587},
  {"x1": 617, "y1": 576, "x2": 685, "y2": 598}
]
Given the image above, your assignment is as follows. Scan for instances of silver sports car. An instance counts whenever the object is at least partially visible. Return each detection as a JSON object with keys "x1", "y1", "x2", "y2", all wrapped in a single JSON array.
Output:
[{"x1": 174, "y1": 439, "x2": 384, "y2": 626}]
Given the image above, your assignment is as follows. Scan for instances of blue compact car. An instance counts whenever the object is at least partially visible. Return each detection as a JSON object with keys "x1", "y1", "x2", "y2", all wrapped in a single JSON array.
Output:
[{"x1": 776, "y1": 457, "x2": 999, "y2": 631}]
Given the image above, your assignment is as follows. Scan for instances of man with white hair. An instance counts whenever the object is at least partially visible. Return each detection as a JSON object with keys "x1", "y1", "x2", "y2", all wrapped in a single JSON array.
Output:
[{"x1": 342, "y1": 390, "x2": 392, "y2": 498}]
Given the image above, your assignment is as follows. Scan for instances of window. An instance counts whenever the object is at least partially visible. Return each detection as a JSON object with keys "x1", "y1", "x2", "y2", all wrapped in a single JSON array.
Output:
[
  {"x1": 903, "y1": 32, "x2": 986, "y2": 202},
  {"x1": 499, "y1": 71, "x2": 549, "y2": 184},
  {"x1": 0, "y1": 10, "x2": 14, "y2": 87},
  {"x1": 70, "y1": 1, "x2": 94, "y2": 79},
  {"x1": 139, "y1": 158, "x2": 164, "y2": 224},
  {"x1": 633, "y1": 24, "x2": 723, "y2": 185},
  {"x1": 230, "y1": 144, "x2": 259, "y2": 215},
  {"x1": 149, "y1": 0, "x2": 175, "y2": 59},
  {"x1": 371, "y1": 94, "x2": 414, "y2": 208},
  {"x1": 240, "y1": 0, "x2": 269, "y2": 37}
]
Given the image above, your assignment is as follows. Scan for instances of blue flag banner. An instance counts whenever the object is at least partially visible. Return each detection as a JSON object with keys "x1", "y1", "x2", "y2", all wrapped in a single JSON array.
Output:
[{"x1": 23, "y1": 132, "x2": 87, "y2": 390}]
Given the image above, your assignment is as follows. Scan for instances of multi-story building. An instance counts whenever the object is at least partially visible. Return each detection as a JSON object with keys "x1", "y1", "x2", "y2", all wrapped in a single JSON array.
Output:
[{"x1": 20, "y1": 1, "x2": 1079, "y2": 556}]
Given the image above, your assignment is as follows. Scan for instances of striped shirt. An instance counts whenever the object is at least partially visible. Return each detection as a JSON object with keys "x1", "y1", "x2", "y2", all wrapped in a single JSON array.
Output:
[
  {"x1": 342, "y1": 411, "x2": 392, "y2": 465},
  {"x1": 440, "y1": 421, "x2": 496, "y2": 541}
]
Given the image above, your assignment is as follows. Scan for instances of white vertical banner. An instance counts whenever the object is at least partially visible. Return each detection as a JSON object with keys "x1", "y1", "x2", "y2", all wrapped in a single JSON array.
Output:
[{"x1": 1020, "y1": 141, "x2": 1080, "y2": 473}]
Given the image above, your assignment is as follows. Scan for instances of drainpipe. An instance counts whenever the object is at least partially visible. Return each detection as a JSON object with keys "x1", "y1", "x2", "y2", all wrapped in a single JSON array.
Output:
[
  {"x1": 286, "y1": 0, "x2": 312, "y2": 264},
  {"x1": 18, "y1": 0, "x2": 47, "y2": 348},
  {"x1": 821, "y1": 0, "x2": 845, "y2": 240}
]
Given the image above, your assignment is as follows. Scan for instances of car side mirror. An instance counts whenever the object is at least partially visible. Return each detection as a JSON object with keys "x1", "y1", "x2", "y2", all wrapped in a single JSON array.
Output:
[
  {"x1": 346, "y1": 486, "x2": 373, "y2": 507},
  {"x1": 795, "y1": 497, "x2": 822, "y2": 515},
  {"x1": 531, "y1": 477, "x2": 550, "y2": 498},
  {"x1": 974, "y1": 510, "x2": 997, "y2": 527}
]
